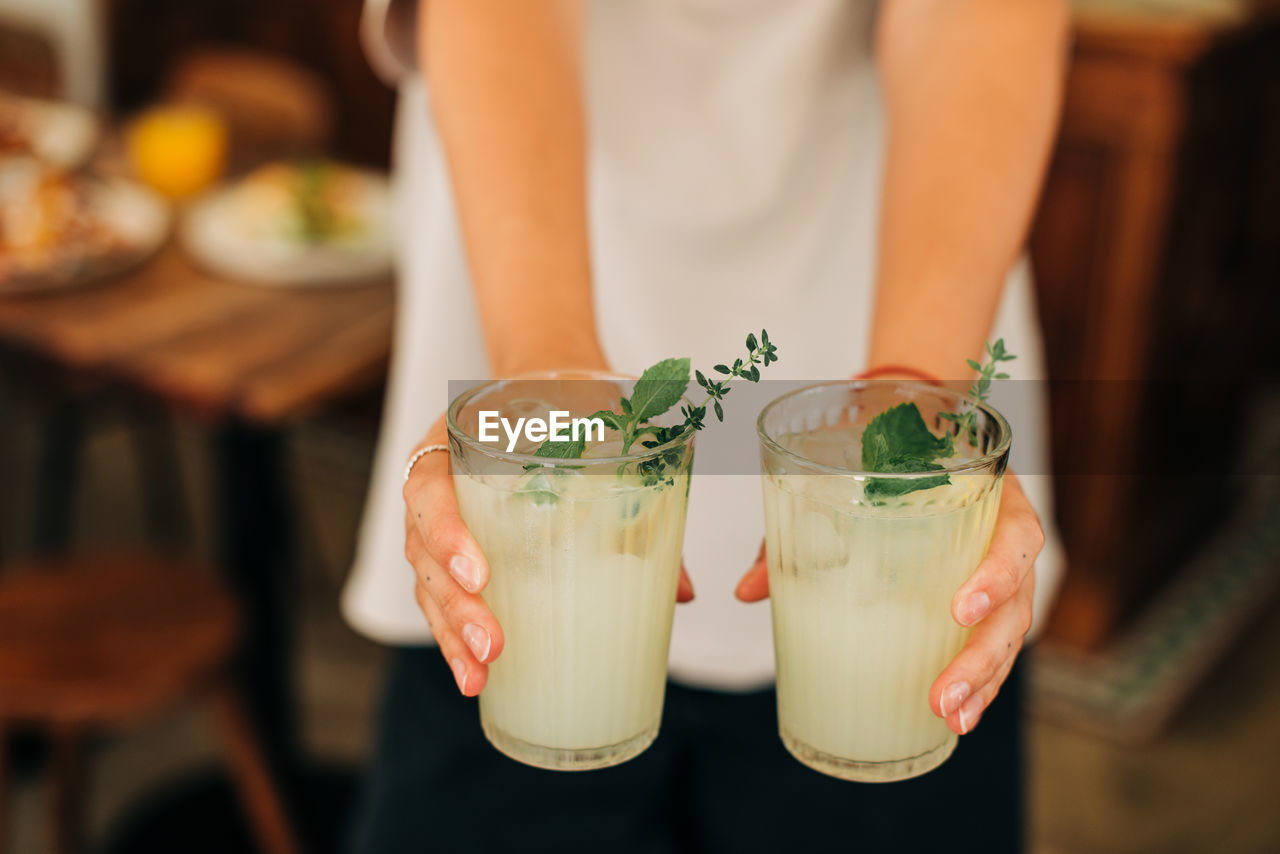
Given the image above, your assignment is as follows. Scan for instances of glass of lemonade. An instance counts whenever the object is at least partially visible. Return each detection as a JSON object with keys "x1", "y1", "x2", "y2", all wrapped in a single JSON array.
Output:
[
  {"x1": 447, "y1": 372, "x2": 694, "y2": 771},
  {"x1": 757, "y1": 380, "x2": 1011, "y2": 782}
]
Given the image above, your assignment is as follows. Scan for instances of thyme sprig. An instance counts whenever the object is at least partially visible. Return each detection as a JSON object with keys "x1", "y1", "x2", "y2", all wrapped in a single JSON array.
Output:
[
  {"x1": 937, "y1": 338, "x2": 1016, "y2": 446},
  {"x1": 530, "y1": 330, "x2": 779, "y2": 481},
  {"x1": 645, "y1": 329, "x2": 779, "y2": 448}
]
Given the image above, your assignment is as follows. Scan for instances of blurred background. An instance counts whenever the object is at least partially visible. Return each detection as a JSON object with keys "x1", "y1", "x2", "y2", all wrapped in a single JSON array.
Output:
[{"x1": 0, "y1": 0, "x2": 1278, "y2": 852}]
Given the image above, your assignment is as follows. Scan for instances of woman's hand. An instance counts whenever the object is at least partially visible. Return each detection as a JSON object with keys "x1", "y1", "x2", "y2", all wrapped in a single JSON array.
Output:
[
  {"x1": 735, "y1": 473, "x2": 1043, "y2": 735},
  {"x1": 403, "y1": 414, "x2": 502, "y2": 697},
  {"x1": 404, "y1": 402, "x2": 697, "y2": 697},
  {"x1": 926, "y1": 473, "x2": 1042, "y2": 734}
]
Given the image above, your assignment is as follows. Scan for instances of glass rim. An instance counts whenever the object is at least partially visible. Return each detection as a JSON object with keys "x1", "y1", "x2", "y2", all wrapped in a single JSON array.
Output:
[
  {"x1": 756, "y1": 379, "x2": 1012, "y2": 478},
  {"x1": 446, "y1": 369, "x2": 697, "y2": 468}
]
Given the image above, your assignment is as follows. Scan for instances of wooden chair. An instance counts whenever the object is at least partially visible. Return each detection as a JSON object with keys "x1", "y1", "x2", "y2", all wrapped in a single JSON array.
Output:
[
  {"x1": 0, "y1": 0, "x2": 107, "y2": 106},
  {"x1": 0, "y1": 555, "x2": 299, "y2": 854}
]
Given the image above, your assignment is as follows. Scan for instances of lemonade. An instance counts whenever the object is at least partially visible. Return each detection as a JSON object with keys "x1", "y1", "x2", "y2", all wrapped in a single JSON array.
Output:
[
  {"x1": 446, "y1": 337, "x2": 775, "y2": 770},
  {"x1": 454, "y1": 468, "x2": 688, "y2": 769},
  {"x1": 446, "y1": 370, "x2": 701, "y2": 771},
  {"x1": 757, "y1": 381, "x2": 1010, "y2": 782}
]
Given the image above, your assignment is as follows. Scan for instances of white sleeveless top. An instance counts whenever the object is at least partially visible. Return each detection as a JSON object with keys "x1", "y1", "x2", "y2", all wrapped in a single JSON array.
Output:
[{"x1": 344, "y1": 0, "x2": 1064, "y2": 690}]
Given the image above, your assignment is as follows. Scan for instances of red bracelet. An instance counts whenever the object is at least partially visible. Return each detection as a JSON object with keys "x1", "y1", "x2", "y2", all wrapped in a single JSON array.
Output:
[{"x1": 853, "y1": 365, "x2": 942, "y2": 386}]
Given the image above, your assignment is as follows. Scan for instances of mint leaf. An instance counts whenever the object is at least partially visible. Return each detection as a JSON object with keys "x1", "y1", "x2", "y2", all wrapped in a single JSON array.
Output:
[
  {"x1": 531, "y1": 436, "x2": 585, "y2": 460},
  {"x1": 865, "y1": 452, "x2": 950, "y2": 496},
  {"x1": 589, "y1": 409, "x2": 623, "y2": 432},
  {"x1": 526, "y1": 330, "x2": 777, "y2": 474},
  {"x1": 629, "y1": 357, "x2": 691, "y2": 423},
  {"x1": 881, "y1": 454, "x2": 945, "y2": 472},
  {"x1": 865, "y1": 457, "x2": 951, "y2": 499},
  {"x1": 861, "y1": 403, "x2": 952, "y2": 471},
  {"x1": 866, "y1": 470, "x2": 950, "y2": 499},
  {"x1": 861, "y1": 403, "x2": 953, "y2": 499}
]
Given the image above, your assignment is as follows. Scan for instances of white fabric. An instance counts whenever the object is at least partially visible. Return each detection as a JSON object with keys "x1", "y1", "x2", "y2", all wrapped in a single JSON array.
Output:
[{"x1": 343, "y1": 0, "x2": 1065, "y2": 690}]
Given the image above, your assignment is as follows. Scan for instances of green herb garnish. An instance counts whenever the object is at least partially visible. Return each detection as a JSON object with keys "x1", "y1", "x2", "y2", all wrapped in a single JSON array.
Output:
[
  {"x1": 861, "y1": 402, "x2": 954, "y2": 471},
  {"x1": 862, "y1": 339, "x2": 1014, "y2": 500},
  {"x1": 939, "y1": 338, "x2": 1015, "y2": 446},
  {"x1": 861, "y1": 402, "x2": 954, "y2": 500},
  {"x1": 294, "y1": 160, "x2": 336, "y2": 243},
  {"x1": 530, "y1": 330, "x2": 780, "y2": 483}
]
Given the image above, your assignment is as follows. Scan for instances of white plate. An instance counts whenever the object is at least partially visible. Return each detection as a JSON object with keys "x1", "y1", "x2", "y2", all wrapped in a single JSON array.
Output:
[
  {"x1": 180, "y1": 167, "x2": 393, "y2": 288},
  {"x1": 0, "y1": 173, "x2": 170, "y2": 295}
]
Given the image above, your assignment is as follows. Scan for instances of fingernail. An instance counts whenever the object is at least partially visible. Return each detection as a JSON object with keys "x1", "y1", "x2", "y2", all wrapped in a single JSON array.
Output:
[
  {"x1": 958, "y1": 693, "x2": 984, "y2": 734},
  {"x1": 941, "y1": 681, "x2": 971, "y2": 718},
  {"x1": 958, "y1": 592, "x2": 991, "y2": 626},
  {"x1": 463, "y1": 623, "x2": 491, "y2": 663},
  {"x1": 449, "y1": 656, "x2": 469, "y2": 694},
  {"x1": 449, "y1": 555, "x2": 481, "y2": 592}
]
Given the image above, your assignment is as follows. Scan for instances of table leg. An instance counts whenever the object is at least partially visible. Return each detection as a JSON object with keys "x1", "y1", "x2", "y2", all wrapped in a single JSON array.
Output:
[
  {"x1": 51, "y1": 728, "x2": 80, "y2": 854},
  {"x1": 34, "y1": 398, "x2": 83, "y2": 554},
  {"x1": 211, "y1": 422, "x2": 302, "y2": 802},
  {"x1": 0, "y1": 721, "x2": 8, "y2": 854},
  {"x1": 130, "y1": 408, "x2": 192, "y2": 550}
]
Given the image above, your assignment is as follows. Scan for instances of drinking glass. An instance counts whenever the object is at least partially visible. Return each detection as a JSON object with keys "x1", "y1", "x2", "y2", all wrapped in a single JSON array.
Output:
[
  {"x1": 447, "y1": 372, "x2": 694, "y2": 770},
  {"x1": 757, "y1": 380, "x2": 1010, "y2": 782}
]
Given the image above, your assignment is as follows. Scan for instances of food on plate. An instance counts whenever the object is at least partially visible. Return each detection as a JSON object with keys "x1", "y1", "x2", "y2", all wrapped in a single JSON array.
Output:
[
  {"x1": 0, "y1": 94, "x2": 99, "y2": 170},
  {"x1": 230, "y1": 161, "x2": 374, "y2": 245},
  {"x1": 179, "y1": 160, "x2": 391, "y2": 286},
  {"x1": 0, "y1": 158, "x2": 168, "y2": 291}
]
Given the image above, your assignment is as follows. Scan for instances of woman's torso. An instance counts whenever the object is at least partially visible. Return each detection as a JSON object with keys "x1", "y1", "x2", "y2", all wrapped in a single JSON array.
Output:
[{"x1": 344, "y1": 0, "x2": 1061, "y2": 690}]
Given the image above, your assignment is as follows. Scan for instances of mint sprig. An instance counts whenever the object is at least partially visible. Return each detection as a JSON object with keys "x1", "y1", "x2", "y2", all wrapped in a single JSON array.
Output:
[
  {"x1": 531, "y1": 435, "x2": 586, "y2": 460},
  {"x1": 865, "y1": 456, "x2": 950, "y2": 499},
  {"x1": 861, "y1": 402, "x2": 953, "y2": 500},
  {"x1": 626, "y1": 357, "x2": 690, "y2": 434},
  {"x1": 861, "y1": 339, "x2": 1014, "y2": 499},
  {"x1": 861, "y1": 402, "x2": 954, "y2": 471},
  {"x1": 530, "y1": 330, "x2": 779, "y2": 480}
]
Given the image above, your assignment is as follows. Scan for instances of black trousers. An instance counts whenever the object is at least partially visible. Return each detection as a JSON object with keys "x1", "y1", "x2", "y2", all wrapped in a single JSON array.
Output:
[{"x1": 349, "y1": 648, "x2": 1024, "y2": 854}]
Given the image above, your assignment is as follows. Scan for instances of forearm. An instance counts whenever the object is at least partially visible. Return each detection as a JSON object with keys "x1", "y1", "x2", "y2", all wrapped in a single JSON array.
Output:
[
  {"x1": 869, "y1": 0, "x2": 1069, "y2": 379},
  {"x1": 421, "y1": 0, "x2": 606, "y2": 376}
]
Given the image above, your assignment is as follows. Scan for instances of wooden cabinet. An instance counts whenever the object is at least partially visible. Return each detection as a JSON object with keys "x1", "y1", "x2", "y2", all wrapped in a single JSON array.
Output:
[{"x1": 1031, "y1": 7, "x2": 1280, "y2": 647}]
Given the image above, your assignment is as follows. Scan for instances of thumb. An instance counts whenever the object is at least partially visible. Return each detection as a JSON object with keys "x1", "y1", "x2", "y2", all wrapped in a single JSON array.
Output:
[
  {"x1": 735, "y1": 540, "x2": 770, "y2": 602},
  {"x1": 677, "y1": 562, "x2": 696, "y2": 603}
]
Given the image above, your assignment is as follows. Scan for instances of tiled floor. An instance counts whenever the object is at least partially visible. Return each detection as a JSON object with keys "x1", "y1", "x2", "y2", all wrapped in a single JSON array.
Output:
[
  {"x1": 3, "y1": 403, "x2": 1278, "y2": 853},
  {"x1": 1030, "y1": 599, "x2": 1280, "y2": 854}
]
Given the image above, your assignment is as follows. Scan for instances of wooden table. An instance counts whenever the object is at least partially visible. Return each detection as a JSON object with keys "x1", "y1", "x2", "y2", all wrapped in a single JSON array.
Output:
[
  {"x1": 0, "y1": 243, "x2": 393, "y2": 424},
  {"x1": 0, "y1": 242, "x2": 393, "y2": 826}
]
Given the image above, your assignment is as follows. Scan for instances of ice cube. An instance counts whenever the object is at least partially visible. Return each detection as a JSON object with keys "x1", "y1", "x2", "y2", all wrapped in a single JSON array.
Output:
[
  {"x1": 514, "y1": 471, "x2": 559, "y2": 505},
  {"x1": 516, "y1": 468, "x2": 592, "y2": 505},
  {"x1": 843, "y1": 441, "x2": 866, "y2": 472},
  {"x1": 798, "y1": 429, "x2": 857, "y2": 469},
  {"x1": 792, "y1": 507, "x2": 849, "y2": 571},
  {"x1": 582, "y1": 438, "x2": 626, "y2": 459},
  {"x1": 503, "y1": 397, "x2": 556, "y2": 420}
]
